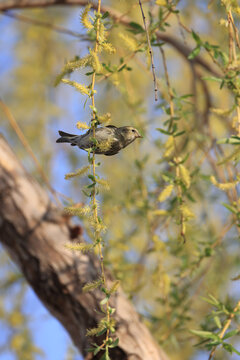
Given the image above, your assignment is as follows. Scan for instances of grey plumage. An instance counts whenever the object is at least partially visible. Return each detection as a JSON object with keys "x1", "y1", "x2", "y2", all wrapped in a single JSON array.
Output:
[{"x1": 56, "y1": 125, "x2": 142, "y2": 156}]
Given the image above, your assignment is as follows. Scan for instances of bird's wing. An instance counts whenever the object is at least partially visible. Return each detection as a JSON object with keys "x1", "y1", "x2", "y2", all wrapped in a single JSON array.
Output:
[
  {"x1": 76, "y1": 127, "x2": 120, "y2": 153},
  {"x1": 106, "y1": 125, "x2": 118, "y2": 129},
  {"x1": 76, "y1": 128, "x2": 110, "y2": 148}
]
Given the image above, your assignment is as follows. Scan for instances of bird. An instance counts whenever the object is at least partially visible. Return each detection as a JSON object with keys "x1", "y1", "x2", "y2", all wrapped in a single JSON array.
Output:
[{"x1": 56, "y1": 125, "x2": 143, "y2": 156}]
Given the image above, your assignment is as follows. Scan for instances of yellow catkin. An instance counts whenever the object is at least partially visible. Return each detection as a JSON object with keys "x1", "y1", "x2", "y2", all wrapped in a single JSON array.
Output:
[
  {"x1": 156, "y1": 0, "x2": 167, "y2": 5},
  {"x1": 65, "y1": 205, "x2": 91, "y2": 217},
  {"x1": 80, "y1": 4, "x2": 93, "y2": 30},
  {"x1": 158, "y1": 184, "x2": 174, "y2": 202},
  {"x1": 179, "y1": 164, "x2": 191, "y2": 189},
  {"x1": 109, "y1": 72, "x2": 120, "y2": 87},
  {"x1": 210, "y1": 107, "x2": 232, "y2": 115},
  {"x1": 109, "y1": 280, "x2": 120, "y2": 294},
  {"x1": 232, "y1": 115, "x2": 238, "y2": 130},
  {"x1": 152, "y1": 209, "x2": 169, "y2": 216},
  {"x1": 89, "y1": 214, "x2": 107, "y2": 232},
  {"x1": 180, "y1": 205, "x2": 195, "y2": 219},
  {"x1": 76, "y1": 122, "x2": 90, "y2": 130},
  {"x1": 210, "y1": 175, "x2": 238, "y2": 190},
  {"x1": 100, "y1": 42, "x2": 116, "y2": 54},
  {"x1": 97, "y1": 138, "x2": 113, "y2": 152},
  {"x1": 98, "y1": 22, "x2": 106, "y2": 43},
  {"x1": 65, "y1": 165, "x2": 90, "y2": 180},
  {"x1": 10, "y1": 334, "x2": 25, "y2": 351},
  {"x1": 164, "y1": 135, "x2": 174, "y2": 157},
  {"x1": 90, "y1": 49, "x2": 102, "y2": 73},
  {"x1": 219, "y1": 18, "x2": 228, "y2": 27},
  {"x1": 161, "y1": 273, "x2": 171, "y2": 296},
  {"x1": 118, "y1": 33, "x2": 138, "y2": 52},
  {"x1": 96, "y1": 179, "x2": 110, "y2": 190},
  {"x1": 64, "y1": 55, "x2": 91, "y2": 71},
  {"x1": 152, "y1": 235, "x2": 167, "y2": 252},
  {"x1": 98, "y1": 112, "x2": 111, "y2": 125},
  {"x1": 61, "y1": 79, "x2": 90, "y2": 95},
  {"x1": 82, "y1": 278, "x2": 103, "y2": 292},
  {"x1": 65, "y1": 243, "x2": 94, "y2": 253}
]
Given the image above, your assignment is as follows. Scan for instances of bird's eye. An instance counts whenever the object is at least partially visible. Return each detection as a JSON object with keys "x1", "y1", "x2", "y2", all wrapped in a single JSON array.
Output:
[{"x1": 132, "y1": 129, "x2": 135, "y2": 133}]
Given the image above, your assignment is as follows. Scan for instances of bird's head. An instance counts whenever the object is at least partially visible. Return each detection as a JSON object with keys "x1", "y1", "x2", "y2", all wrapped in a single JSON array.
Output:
[{"x1": 119, "y1": 126, "x2": 143, "y2": 146}]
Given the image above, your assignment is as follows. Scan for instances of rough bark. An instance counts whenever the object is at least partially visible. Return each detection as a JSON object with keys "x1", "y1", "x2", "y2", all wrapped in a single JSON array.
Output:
[{"x1": 0, "y1": 134, "x2": 168, "y2": 360}]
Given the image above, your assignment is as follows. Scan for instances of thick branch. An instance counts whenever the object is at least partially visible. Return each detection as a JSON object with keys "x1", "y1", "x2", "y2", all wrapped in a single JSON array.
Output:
[
  {"x1": 0, "y1": 134, "x2": 168, "y2": 360},
  {"x1": 0, "y1": 0, "x2": 222, "y2": 77}
]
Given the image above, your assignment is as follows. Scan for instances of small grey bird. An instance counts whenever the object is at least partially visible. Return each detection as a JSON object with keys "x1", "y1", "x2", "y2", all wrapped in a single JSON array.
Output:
[{"x1": 56, "y1": 125, "x2": 143, "y2": 156}]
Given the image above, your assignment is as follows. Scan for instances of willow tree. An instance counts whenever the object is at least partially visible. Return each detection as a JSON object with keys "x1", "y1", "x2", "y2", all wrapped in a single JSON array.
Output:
[{"x1": 0, "y1": 1, "x2": 240, "y2": 360}]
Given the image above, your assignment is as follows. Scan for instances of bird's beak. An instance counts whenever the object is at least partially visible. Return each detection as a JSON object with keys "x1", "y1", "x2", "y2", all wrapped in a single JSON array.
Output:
[{"x1": 138, "y1": 134, "x2": 143, "y2": 138}]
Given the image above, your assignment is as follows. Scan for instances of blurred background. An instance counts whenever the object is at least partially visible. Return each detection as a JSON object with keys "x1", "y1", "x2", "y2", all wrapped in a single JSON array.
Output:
[{"x1": 0, "y1": 1, "x2": 240, "y2": 359}]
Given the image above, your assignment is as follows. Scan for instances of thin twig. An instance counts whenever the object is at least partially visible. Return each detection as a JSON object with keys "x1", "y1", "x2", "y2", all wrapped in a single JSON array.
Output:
[
  {"x1": 89, "y1": 0, "x2": 111, "y2": 349},
  {"x1": 228, "y1": 11, "x2": 235, "y2": 64},
  {"x1": 138, "y1": 0, "x2": 158, "y2": 101},
  {"x1": 0, "y1": 98, "x2": 62, "y2": 207},
  {"x1": 229, "y1": 11, "x2": 240, "y2": 49},
  {"x1": 176, "y1": 13, "x2": 187, "y2": 45},
  {"x1": 228, "y1": 10, "x2": 240, "y2": 137},
  {"x1": 208, "y1": 300, "x2": 240, "y2": 360},
  {"x1": 160, "y1": 47, "x2": 174, "y2": 116},
  {"x1": 160, "y1": 46, "x2": 186, "y2": 242},
  {"x1": 2, "y1": 10, "x2": 88, "y2": 39}
]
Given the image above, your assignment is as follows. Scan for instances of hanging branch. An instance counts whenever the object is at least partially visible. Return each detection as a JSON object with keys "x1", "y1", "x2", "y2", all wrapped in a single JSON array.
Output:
[
  {"x1": 159, "y1": 46, "x2": 189, "y2": 243},
  {"x1": 0, "y1": 98, "x2": 62, "y2": 206},
  {"x1": 88, "y1": 0, "x2": 114, "y2": 354},
  {"x1": 2, "y1": 10, "x2": 88, "y2": 39},
  {"x1": 138, "y1": 0, "x2": 158, "y2": 101}
]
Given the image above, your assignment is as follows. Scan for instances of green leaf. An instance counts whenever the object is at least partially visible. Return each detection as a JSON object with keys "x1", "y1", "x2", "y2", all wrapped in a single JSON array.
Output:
[
  {"x1": 217, "y1": 137, "x2": 240, "y2": 145},
  {"x1": 190, "y1": 329, "x2": 220, "y2": 340},
  {"x1": 85, "y1": 71, "x2": 94, "y2": 76},
  {"x1": 109, "y1": 338, "x2": 119, "y2": 348},
  {"x1": 217, "y1": 148, "x2": 240, "y2": 165},
  {"x1": 222, "y1": 329, "x2": 240, "y2": 340},
  {"x1": 179, "y1": 93, "x2": 194, "y2": 99},
  {"x1": 89, "y1": 105, "x2": 98, "y2": 113},
  {"x1": 213, "y1": 316, "x2": 222, "y2": 329},
  {"x1": 173, "y1": 130, "x2": 186, "y2": 137},
  {"x1": 222, "y1": 203, "x2": 238, "y2": 214},
  {"x1": 97, "y1": 328, "x2": 107, "y2": 336},
  {"x1": 87, "y1": 343, "x2": 101, "y2": 354},
  {"x1": 118, "y1": 64, "x2": 126, "y2": 72},
  {"x1": 100, "y1": 348, "x2": 110, "y2": 360},
  {"x1": 222, "y1": 342, "x2": 240, "y2": 355},
  {"x1": 191, "y1": 30, "x2": 201, "y2": 45},
  {"x1": 88, "y1": 174, "x2": 96, "y2": 181},
  {"x1": 93, "y1": 346, "x2": 101, "y2": 355},
  {"x1": 204, "y1": 247, "x2": 212, "y2": 257},
  {"x1": 156, "y1": 128, "x2": 172, "y2": 135},
  {"x1": 102, "y1": 11, "x2": 109, "y2": 19},
  {"x1": 129, "y1": 21, "x2": 145, "y2": 34},
  {"x1": 188, "y1": 46, "x2": 201, "y2": 60},
  {"x1": 202, "y1": 76, "x2": 222, "y2": 83},
  {"x1": 100, "y1": 297, "x2": 108, "y2": 305},
  {"x1": 152, "y1": 42, "x2": 165, "y2": 47}
]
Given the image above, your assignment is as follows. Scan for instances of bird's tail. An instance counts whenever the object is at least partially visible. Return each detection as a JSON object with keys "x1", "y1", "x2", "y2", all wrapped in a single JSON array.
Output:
[{"x1": 56, "y1": 130, "x2": 77, "y2": 144}]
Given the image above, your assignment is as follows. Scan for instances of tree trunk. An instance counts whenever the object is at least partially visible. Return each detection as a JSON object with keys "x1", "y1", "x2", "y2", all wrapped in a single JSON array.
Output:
[{"x1": 0, "y1": 135, "x2": 168, "y2": 360}]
